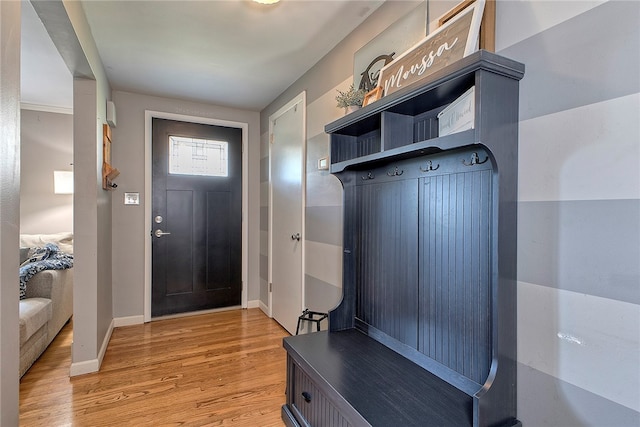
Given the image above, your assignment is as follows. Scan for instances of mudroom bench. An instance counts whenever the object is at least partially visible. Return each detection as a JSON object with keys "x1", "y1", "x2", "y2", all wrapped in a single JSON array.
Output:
[
  {"x1": 283, "y1": 329, "x2": 474, "y2": 426},
  {"x1": 282, "y1": 51, "x2": 524, "y2": 427}
]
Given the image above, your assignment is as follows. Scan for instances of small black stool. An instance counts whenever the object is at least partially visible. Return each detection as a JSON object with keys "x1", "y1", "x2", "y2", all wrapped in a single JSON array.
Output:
[{"x1": 295, "y1": 309, "x2": 328, "y2": 335}]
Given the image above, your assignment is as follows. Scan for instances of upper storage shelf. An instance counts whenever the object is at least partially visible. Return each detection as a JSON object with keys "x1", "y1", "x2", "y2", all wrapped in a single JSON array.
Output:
[{"x1": 326, "y1": 50, "x2": 525, "y2": 173}]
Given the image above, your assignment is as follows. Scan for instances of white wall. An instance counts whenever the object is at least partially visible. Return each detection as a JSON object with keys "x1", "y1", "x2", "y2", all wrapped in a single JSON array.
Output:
[
  {"x1": 110, "y1": 90, "x2": 261, "y2": 319},
  {"x1": 260, "y1": 0, "x2": 640, "y2": 424},
  {"x1": 0, "y1": 1, "x2": 22, "y2": 423},
  {"x1": 20, "y1": 109, "x2": 73, "y2": 234}
]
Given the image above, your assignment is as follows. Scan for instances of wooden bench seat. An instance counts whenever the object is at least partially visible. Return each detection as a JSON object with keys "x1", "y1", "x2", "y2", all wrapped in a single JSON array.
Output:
[{"x1": 284, "y1": 329, "x2": 473, "y2": 427}]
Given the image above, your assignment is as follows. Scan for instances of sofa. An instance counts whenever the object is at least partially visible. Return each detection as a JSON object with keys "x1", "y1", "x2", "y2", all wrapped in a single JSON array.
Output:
[{"x1": 19, "y1": 232, "x2": 73, "y2": 377}]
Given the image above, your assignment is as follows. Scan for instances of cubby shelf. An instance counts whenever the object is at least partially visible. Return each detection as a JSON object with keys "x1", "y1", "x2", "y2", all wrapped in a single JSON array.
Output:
[{"x1": 325, "y1": 50, "x2": 524, "y2": 174}]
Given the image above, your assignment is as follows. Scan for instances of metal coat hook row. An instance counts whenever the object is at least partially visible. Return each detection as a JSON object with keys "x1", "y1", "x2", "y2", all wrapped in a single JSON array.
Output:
[
  {"x1": 420, "y1": 160, "x2": 440, "y2": 173},
  {"x1": 462, "y1": 152, "x2": 489, "y2": 166},
  {"x1": 362, "y1": 172, "x2": 375, "y2": 181},
  {"x1": 387, "y1": 166, "x2": 404, "y2": 177}
]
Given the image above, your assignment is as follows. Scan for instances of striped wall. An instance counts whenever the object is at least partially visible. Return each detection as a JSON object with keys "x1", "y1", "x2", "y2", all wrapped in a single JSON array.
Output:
[
  {"x1": 497, "y1": 1, "x2": 640, "y2": 424},
  {"x1": 261, "y1": 1, "x2": 640, "y2": 424}
]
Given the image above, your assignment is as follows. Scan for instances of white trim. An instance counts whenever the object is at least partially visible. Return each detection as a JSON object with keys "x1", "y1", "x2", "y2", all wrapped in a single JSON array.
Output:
[
  {"x1": 267, "y1": 92, "x2": 307, "y2": 322},
  {"x1": 20, "y1": 102, "x2": 73, "y2": 115},
  {"x1": 151, "y1": 305, "x2": 241, "y2": 321},
  {"x1": 247, "y1": 299, "x2": 260, "y2": 309},
  {"x1": 259, "y1": 300, "x2": 270, "y2": 316},
  {"x1": 69, "y1": 359, "x2": 99, "y2": 377},
  {"x1": 144, "y1": 110, "x2": 249, "y2": 322},
  {"x1": 113, "y1": 315, "x2": 144, "y2": 327},
  {"x1": 70, "y1": 318, "x2": 114, "y2": 377}
]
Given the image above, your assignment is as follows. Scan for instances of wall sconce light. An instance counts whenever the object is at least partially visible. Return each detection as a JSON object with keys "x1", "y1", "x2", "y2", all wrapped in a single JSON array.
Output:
[
  {"x1": 54, "y1": 170, "x2": 74, "y2": 194},
  {"x1": 252, "y1": 0, "x2": 280, "y2": 4}
]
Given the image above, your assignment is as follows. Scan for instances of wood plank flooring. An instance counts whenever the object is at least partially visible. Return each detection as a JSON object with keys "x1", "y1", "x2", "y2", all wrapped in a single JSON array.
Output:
[{"x1": 20, "y1": 309, "x2": 290, "y2": 426}]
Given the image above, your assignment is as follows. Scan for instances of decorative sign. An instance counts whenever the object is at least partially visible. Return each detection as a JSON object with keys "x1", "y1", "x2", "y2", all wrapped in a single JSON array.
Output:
[
  {"x1": 353, "y1": 2, "x2": 426, "y2": 92},
  {"x1": 377, "y1": 0, "x2": 485, "y2": 97}
]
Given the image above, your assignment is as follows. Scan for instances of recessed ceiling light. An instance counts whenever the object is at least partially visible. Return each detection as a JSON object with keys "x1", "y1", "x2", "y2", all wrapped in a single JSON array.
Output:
[{"x1": 253, "y1": 0, "x2": 280, "y2": 4}]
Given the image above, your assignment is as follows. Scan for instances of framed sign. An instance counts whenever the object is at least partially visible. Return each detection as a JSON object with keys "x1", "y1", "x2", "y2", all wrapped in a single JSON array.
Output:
[
  {"x1": 353, "y1": 1, "x2": 427, "y2": 93},
  {"x1": 362, "y1": 87, "x2": 383, "y2": 107},
  {"x1": 377, "y1": 0, "x2": 485, "y2": 97},
  {"x1": 439, "y1": 0, "x2": 495, "y2": 52}
]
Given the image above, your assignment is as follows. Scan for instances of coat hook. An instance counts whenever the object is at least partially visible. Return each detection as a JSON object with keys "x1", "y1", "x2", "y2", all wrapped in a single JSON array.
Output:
[
  {"x1": 420, "y1": 160, "x2": 440, "y2": 173},
  {"x1": 361, "y1": 172, "x2": 375, "y2": 181},
  {"x1": 387, "y1": 166, "x2": 404, "y2": 177},
  {"x1": 462, "y1": 152, "x2": 488, "y2": 166}
]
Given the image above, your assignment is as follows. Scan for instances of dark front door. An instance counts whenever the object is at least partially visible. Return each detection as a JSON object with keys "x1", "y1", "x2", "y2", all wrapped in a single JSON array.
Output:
[{"x1": 152, "y1": 118, "x2": 242, "y2": 317}]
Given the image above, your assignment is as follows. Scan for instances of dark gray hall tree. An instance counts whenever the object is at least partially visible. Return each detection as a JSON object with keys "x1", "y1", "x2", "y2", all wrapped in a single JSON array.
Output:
[{"x1": 282, "y1": 51, "x2": 525, "y2": 427}]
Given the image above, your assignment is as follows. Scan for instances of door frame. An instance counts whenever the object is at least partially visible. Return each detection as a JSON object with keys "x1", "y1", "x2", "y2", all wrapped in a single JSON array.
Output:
[
  {"x1": 144, "y1": 110, "x2": 249, "y2": 322},
  {"x1": 268, "y1": 92, "x2": 306, "y2": 318}
]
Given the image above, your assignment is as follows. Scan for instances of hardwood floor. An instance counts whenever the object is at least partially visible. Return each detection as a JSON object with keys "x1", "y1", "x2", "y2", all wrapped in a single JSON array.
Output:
[{"x1": 20, "y1": 309, "x2": 290, "y2": 426}]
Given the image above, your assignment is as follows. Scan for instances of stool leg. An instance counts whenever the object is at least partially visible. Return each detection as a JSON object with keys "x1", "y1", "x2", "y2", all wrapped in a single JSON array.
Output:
[
  {"x1": 317, "y1": 320, "x2": 321, "y2": 332},
  {"x1": 296, "y1": 317, "x2": 301, "y2": 335}
]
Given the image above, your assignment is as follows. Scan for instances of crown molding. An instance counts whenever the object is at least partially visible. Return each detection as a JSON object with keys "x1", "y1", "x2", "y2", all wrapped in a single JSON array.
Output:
[{"x1": 20, "y1": 102, "x2": 73, "y2": 115}]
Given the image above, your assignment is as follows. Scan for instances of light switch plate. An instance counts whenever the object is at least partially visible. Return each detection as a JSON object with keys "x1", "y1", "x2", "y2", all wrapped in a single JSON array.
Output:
[{"x1": 318, "y1": 157, "x2": 329, "y2": 170}]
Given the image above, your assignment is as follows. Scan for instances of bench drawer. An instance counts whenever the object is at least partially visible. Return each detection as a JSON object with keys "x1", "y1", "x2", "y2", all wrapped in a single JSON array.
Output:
[{"x1": 286, "y1": 357, "x2": 355, "y2": 427}]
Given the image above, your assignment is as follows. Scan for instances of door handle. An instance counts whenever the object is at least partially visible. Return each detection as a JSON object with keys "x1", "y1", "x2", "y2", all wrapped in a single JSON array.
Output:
[
  {"x1": 291, "y1": 233, "x2": 301, "y2": 241},
  {"x1": 154, "y1": 229, "x2": 171, "y2": 238}
]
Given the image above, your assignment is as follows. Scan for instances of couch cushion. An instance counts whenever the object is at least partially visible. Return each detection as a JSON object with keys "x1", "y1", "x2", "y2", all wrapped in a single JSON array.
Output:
[
  {"x1": 20, "y1": 247, "x2": 30, "y2": 264},
  {"x1": 19, "y1": 298, "x2": 52, "y2": 346}
]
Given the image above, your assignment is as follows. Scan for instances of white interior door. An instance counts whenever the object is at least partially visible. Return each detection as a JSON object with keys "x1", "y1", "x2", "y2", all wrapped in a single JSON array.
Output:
[{"x1": 270, "y1": 93, "x2": 305, "y2": 335}]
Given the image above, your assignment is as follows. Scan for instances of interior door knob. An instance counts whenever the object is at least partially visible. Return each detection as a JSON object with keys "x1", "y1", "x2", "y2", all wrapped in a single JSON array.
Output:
[
  {"x1": 291, "y1": 233, "x2": 301, "y2": 241},
  {"x1": 154, "y1": 229, "x2": 171, "y2": 238}
]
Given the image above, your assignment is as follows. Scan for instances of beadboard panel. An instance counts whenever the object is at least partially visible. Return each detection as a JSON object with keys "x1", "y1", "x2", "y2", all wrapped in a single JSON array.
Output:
[
  {"x1": 518, "y1": 199, "x2": 640, "y2": 305},
  {"x1": 355, "y1": 178, "x2": 420, "y2": 348},
  {"x1": 518, "y1": 280, "x2": 640, "y2": 412},
  {"x1": 517, "y1": 362, "x2": 640, "y2": 427},
  {"x1": 419, "y1": 169, "x2": 493, "y2": 384},
  {"x1": 518, "y1": 93, "x2": 640, "y2": 203}
]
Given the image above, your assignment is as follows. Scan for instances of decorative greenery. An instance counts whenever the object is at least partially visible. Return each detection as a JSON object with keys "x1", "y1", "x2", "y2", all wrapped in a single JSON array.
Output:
[{"x1": 335, "y1": 84, "x2": 366, "y2": 108}]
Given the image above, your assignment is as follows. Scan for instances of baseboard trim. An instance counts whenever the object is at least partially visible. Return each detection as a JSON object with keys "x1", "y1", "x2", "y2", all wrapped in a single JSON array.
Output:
[
  {"x1": 69, "y1": 318, "x2": 115, "y2": 377},
  {"x1": 247, "y1": 299, "x2": 260, "y2": 309},
  {"x1": 114, "y1": 315, "x2": 144, "y2": 327},
  {"x1": 259, "y1": 300, "x2": 270, "y2": 316},
  {"x1": 69, "y1": 359, "x2": 99, "y2": 377}
]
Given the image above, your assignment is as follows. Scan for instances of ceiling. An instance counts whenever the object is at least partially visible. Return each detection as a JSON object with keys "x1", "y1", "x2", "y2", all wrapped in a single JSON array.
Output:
[{"x1": 21, "y1": 0, "x2": 385, "y2": 112}]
